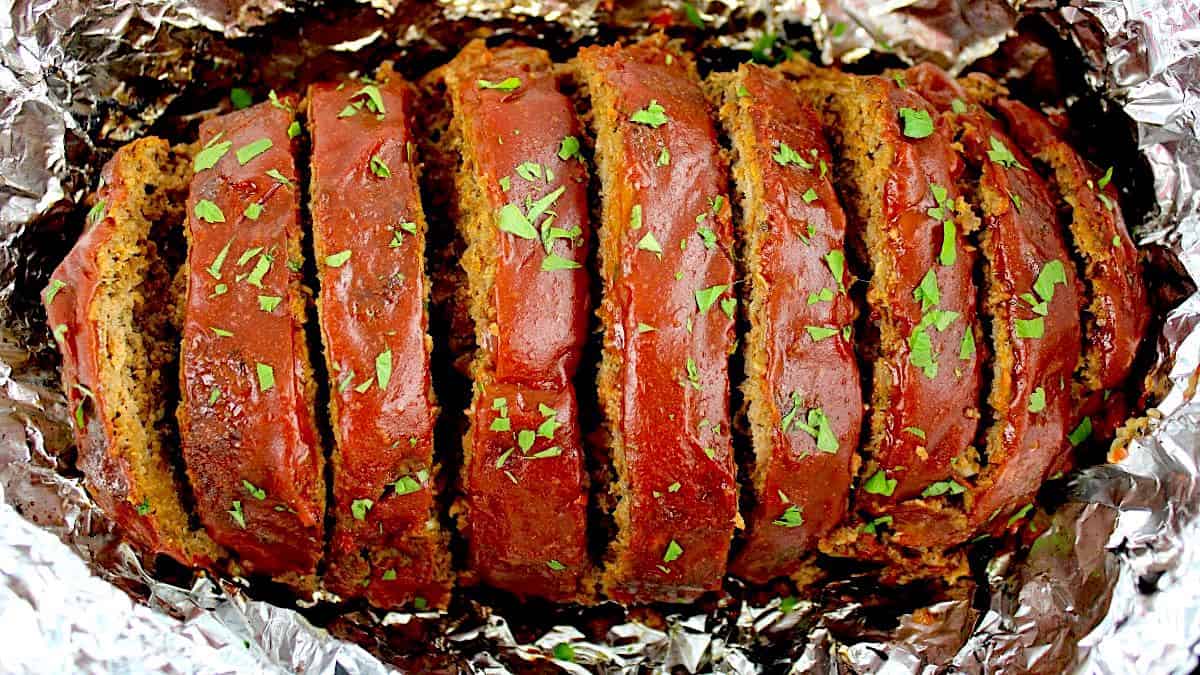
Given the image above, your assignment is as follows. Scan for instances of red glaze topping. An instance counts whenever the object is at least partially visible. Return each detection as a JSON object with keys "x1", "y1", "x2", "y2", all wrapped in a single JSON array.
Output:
[
  {"x1": 579, "y1": 42, "x2": 738, "y2": 602},
  {"x1": 44, "y1": 140, "x2": 209, "y2": 566},
  {"x1": 308, "y1": 74, "x2": 450, "y2": 608},
  {"x1": 896, "y1": 65, "x2": 1083, "y2": 546},
  {"x1": 444, "y1": 43, "x2": 591, "y2": 601},
  {"x1": 858, "y1": 77, "x2": 984, "y2": 510},
  {"x1": 179, "y1": 100, "x2": 324, "y2": 579},
  {"x1": 993, "y1": 98, "x2": 1148, "y2": 392},
  {"x1": 727, "y1": 65, "x2": 860, "y2": 583}
]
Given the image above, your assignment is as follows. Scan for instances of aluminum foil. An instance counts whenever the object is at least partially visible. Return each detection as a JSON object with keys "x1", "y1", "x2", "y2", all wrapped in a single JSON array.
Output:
[{"x1": 3, "y1": 0, "x2": 1200, "y2": 672}]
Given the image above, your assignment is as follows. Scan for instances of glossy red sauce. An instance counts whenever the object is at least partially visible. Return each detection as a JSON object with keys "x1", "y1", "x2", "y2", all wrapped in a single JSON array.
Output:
[
  {"x1": 308, "y1": 74, "x2": 449, "y2": 608},
  {"x1": 44, "y1": 141, "x2": 208, "y2": 566},
  {"x1": 445, "y1": 43, "x2": 591, "y2": 601},
  {"x1": 895, "y1": 65, "x2": 1083, "y2": 546},
  {"x1": 993, "y1": 98, "x2": 1148, "y2": 392},
  {"x1": 579, "y1": 42, "x2": 738, "y2": 603},
  {"x1": 858, "y1": 76, "x2": 985, "y2": 511},
  {"x1": 727, "y1": 65, "x2": 860, "y2": 583},
  {"x1": 179, "y1": 100, "x2": 323, "y2": 578}
]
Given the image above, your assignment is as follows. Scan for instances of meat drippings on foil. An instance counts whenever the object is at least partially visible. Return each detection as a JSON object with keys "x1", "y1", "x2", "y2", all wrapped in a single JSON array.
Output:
[{"x1": 1, "y1": 1, "x2": 1199, "y2": 672}]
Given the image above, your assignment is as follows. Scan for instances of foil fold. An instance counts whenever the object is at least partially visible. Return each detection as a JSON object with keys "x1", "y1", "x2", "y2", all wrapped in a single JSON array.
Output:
[{"x1": 2, "y1": 0, "x2": 1200, "y2": 672}]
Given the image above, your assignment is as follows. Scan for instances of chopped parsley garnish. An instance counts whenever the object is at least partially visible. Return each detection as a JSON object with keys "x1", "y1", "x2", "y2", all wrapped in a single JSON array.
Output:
[
  {"x1": 959, "y1": 328, "x2": 976, "y2": 360},
  {"x1": 637, "y1": 322, "x2": 655, "y2": 333},
  {"x1": 720, "y1": 297, "x2": 736, "y2": 319},
  {"x1": 658, "y1": 147, "x2": 671, "y2": 166},
  {"x1": 806, "y1": 325, "x2": 839, "y2": 341},
  {"x1": 257, "y1": 295, "x2": 282, "y2": 312},
  {"x1": 558, "y1": 135, "x2": 582, "y2": 161},
  {"x1": 246, "y1": 252, "x2": 272, "y2": 287},
  {"x1": 518, "y1": 429, "x2": 536, "y2": 453},
  {"x1": 477, "y1": 77, "x2": 521, "y2": 91},
  {"x1": 913, "y1": 269, "x2": 940, "y2": 311},
  {"x1": 208, "y1": 387, "x2": 221, "y2": 405},
  {"x1": 351, "y1": 498, "x2": 373, "y2": 520},
  {"x1": 553, "y1": 643, "x2": 576, "y2": 662},
  {"x1": 637, "y1": 231, "x2": 663, "y2": 256},
  {"x1": 352, "y1": 84, "x2": 386, "y2": 114},
  {"x1": 392, "y1": 474, "x2": 422, "y2": 496},
  {"x1": 697, "y1": 227, "x2": 717, "y2": 249},
  {"x1": 516, "y1": 161, "x2": 543, "y2": 182},
  {"x1": 531, "y1": 446, "x2": 562, "y2": 459},
  {"x1": 630, "y1": 204, "x2": 643, "y2": 230},
  {"x1": 244, "y1": 203, "x2": 263, "y2": 220},
  {"x1": 542, "y1": 253, "x2": 581, "y2": 271},
  {"x1": 773, "y1": 505, "x2": 804, "y2": 528},
  {"x1": 668, "y1": 481, "x2": 682, "y2": 493},
  {"x1": 52, "y1": 324, "x2": 67, "y2": 342},
  {"x1": 136, "y1": 499, "x2": 151, "y2": 516},
  {"x1": 986, "y1": 135, "x2": 1026, "y2": 169},
  {"x1": 490, "y1": 417, "x2": 511, "y2": 432},
  {"x1": 1028, "y1": 386, "x2": 1047, "y2": 413},
  {"x1": 1007, "y1": 503, "x2": 1034, "y2": 527},
  {"x1": 242, "y1": 479, "x2": 266, "y2": 500},
  {"x1": 546, "y1": 559, "x2": 567, "y2": 571},
  {"x1": 266, "y1": 169, "x2": 292, "y2": 186},
  {"x1": 862, "y1": 515, "x2": 892, "y2": 534},
  {"x1": 1069, "y1": 416, "x2": 1092, "y2": 446},
  {"x1": 808, "y1": 288, "x2": 835, "y2": 304},
  {"x1": 370, "y1": 155, "x2": 391, "y2": 178},
  {"x1": 287, "y1": 121, "x2": 300, "y2": 139},
  {"x1": 890, "y1": 71, "x2": 906, "y2": 88},
  {"x1": 663, "y1": 539, "x2": 683, "y2": 562},
  {"x1": 382, "y1": 569, "x2": 397, "y2": 581},
  {"x1": 1015, "y1": 317, "x2": 1044, "y2": 339},
  {"x1": 824, "y1": 249, "x2": 847, "y2": 293},
  {"x1": 44, "y1": 279, "x2": 66, "y2": 304},
  {"x1": 898, "y1": 107, "x2": 934, "y2": 139},
  {"x1": 772, "y1": 141, "x2": 813, "y2": 168},
  {"x1": 195, "y1": 199, "x2": 225, "y2": 224},
  {"x1": 1097, "y1": 166, "x2": 1113, "y2": 189},
  {"x1": 685, "y1": 357, "x2": 700, "y2": 388},
  {"x1": 497, "y1": 203, "x2": 538, "y2": 239},
  {"x1": 326, "y1": 250, "x2": 352, "y2": 268},
  {"x1": 255, "y1": 362, "x2": 275, "y2": 391},
  {"x1": 921, "y1": 480, "x2": 965, "y2": 498},
  {"x1": 630, "y1": 100, "x2": 669, "y2": 128},
  {"x1": 87, "y1": 199, "x2": 107, "y2": 224},
  {"x1": 802, "y1": 188, "x2": 819, "y2": 204},
  {"x1": 236, "y1": 138, "x2": 273, "y2": 165},
  {"x1": 737, "y1": 84, "x2": 751, "y2": 98},
  {"x1": 951, "y1": 98, "x2": 967, "y2": 114},
  {"x1": 695, "y1": 284, "x2": 728, "y2": 314},
  {"x1": 194, "y1": 140, "x2": 233, "y2": 171},
  {"x1": 376, "y1": 348, "x2": 393, "y2": 389},
  {"x1": 413, "y1": 597, "x2": 428, "y2": 610},
  {"x1": 229, "y1": 500, "x2": 246, "y2": 528},
  {"x1": 210, "y1": 327, "x2": 233, "y2": 337},
  {"x1": 904, "y1": 426, "x2": 926, "y2": 439},
  {"x1": 864, "y1": 469, "x2": 897, "y2": 496},
  {"x1": 940, "y1": 220, "x2": 957, "y2": 266},
  {"x1": 230, "y1": 88, "x2": 252, "y2": 109}
]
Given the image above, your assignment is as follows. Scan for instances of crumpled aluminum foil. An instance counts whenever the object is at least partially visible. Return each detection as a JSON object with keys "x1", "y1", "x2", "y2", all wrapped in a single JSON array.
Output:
[{"x1": 2, "y1": 0, "x2": 1199, "y2": 672}]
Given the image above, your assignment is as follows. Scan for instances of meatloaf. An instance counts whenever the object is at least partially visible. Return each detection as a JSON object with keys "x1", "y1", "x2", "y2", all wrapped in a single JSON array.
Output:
[
  {"x1": 717, "y1": 64, "x2": 861, "y2": 583},
  {"x1": 440, "y1": 41, "x2": 593, "y2": 601},
  {"x1": 178, "y1": 98, "x2": 325, "y2": 587},
  {"x1": 43, "y1": 138, "x2": 222, "y2": 567},
  {"x1": 575, "y1": 38, "x2": 739, "y2": 603},
  {"x1": 308, "y1": 68, "x2": 453, "y2": 609}
]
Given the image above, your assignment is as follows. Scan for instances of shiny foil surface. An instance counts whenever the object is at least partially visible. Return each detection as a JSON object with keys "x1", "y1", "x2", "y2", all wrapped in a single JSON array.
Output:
[{"x1": 2, "y1": 0, "x2": 1199, "y2": 672}]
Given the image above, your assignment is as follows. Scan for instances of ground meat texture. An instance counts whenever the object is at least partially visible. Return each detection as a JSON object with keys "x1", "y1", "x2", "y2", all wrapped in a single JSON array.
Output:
[
  {"x1": 894, "y1": 65, "x2": 1083, "y2": 547},
  {"x1": 44, "y1": 138, "x2": 222, "y2": 568},
  {"x1": 991, "y1": 98, "x2": 1148, "y2": 422},
  {"x1": 307, "y1": 69, "x2": 452, "y2": 609},
  {"x1": 441, "y1": 42, "x2": 592, "y2": 601},
  {"x1": 575, "y1": 39, "x2": 738, "y2": 603},
  {"x1": 178, "y1": 99, "x2": 324, "y2": 587},
  {"x1": 719, "y1": 65, "x2": 860, "y2": 583}
]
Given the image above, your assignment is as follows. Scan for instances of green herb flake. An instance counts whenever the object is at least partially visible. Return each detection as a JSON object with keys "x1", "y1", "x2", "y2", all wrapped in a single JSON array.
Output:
[
  {"x1": 862, "y1": 515, "x2": 893, "y2": 535},
  {"x1": 370, "y1": 155, "x2": 391, "y2": 179},
  {"x1": 490, "y1": 417, "x2": 511, "y2": 432},
  {"x1": 52, "y1": 324, "x2": 67, "y2": 342},
  {"x1": 478, "y1": 77, "x2": 522, "y2": 91},
  {"x1": 637, "y1": 322, "x2": 656, "y2": 334},
  {"x1": 542, "y1": 253, "x2": 582, "y2": 271},
  {"x1": 737, "y1": 84, "x2": 751, "y2": 98},
  {"x1": 194, "y1": 141, "x2": 233, "y2": 171},
  {"x1": 326, "y1": 250, "x2": 352, "y2": 268},
  {"x1": 1069, "y1": 416, "x2": 1093, "y2": 446},
  {"x1": 1028, "y1": 386, "x2": 1047, "y2": 413},
  {"x1": 959, "y1": 327, "x2": 976, "y2": 360},
  {"x1": 412, "y1": 597, "x2": 428, "y2": 610},
  {"x1": 381, "y1": 569, "x2": 397, "y2": 581},
  {"x1": 668, "y1": 481, "x2": 682, "y2": 493},
  {"x1": 657, "y1": 146, "x2": 671, "y2": 166},
  {"x1": 546, "y1": 559, "x2": 567, "y2": 571},
  {"x1": 43, "y1": 279, "x2": 67, "y2": 305},
  {"x1": 376, "y1": 348, "x2": 393, "y2": 389},
  {"x1": 720, "y1": 297, "x2": 737, "y2": 319},
  {"x1": 695, "y1": 284, "x2": 728, "y2": 314},
  {"x1": 254, "y1": 362, "x2": 276, "y2": 391},
  {"x1": 246, "y1": 252, "x2": 272, "y2": 287},
  {"x1": 1007, "y1": 503, "x2": 1035, "y2": 527},
  {"x1": 824, "y1": 249, "x2": 847, "y2": 293},
  {"x1": 630, "y1": 100, "x2": 669, "y2": 128},
  {"x1": 230, "y1": 88, "x2": 252, "y2": 109},
  {"x1": 772, "y1": 141, "x2": 813, "y2": 169},
  {"x1": 1098, "y1": 166, "x2": 1114, "y2": 190},
  {"x1": 663, "y1": 539, "x2": 684, "y2": 562},
  {"x1": 208, "y1": 387, "x2": 221, "y2": 405},
  {"x1": 1015, "y1": 317, "x2": 1045, "y2": 339},
  {"x1": 195, "y1": 199, "x2": 226, "y2": 224},
  {"x1": 351, "y1": 498, "x2": 374, "y2": 521},
  {"x1": 1033, "y1": 260, "x2": 1067, "y2": 304},
  {"x1": 558, "y1": 135, "x2": 582, "y2": 161},
  {"x1": 904, "y1": 426, "x2": 926, "y2": 439},
  {"x1": 243, "y1": 203, "x2": 263, "y2": 220},
  {"x1": 266, "y1": 168, "x2": 292, "y2": 186},
  {"x1": 236, "y1": 138, "x2": 273, "y2": 165},
  {"x1": 891, "y1": 71, "x2": 906, "y2": 88},
  {"x1": 499, "y1": 176, "x2": 511, "y2": 191},
  {"x1": 229, "y1": 500, "x2": 246, "y2": 528},
  {"x1": 806, "y1": 325, "x2": 839, "y2": 341},
  {"x1": 808, "y1": 288, "x2": 835, "y2": 305},
  {"x1": 210, "y1": 327, "x2": 233, "y2": 337},
  {"x1": 136, "y1": 499, "x2": 151, "y2": 516},
  {"x1": 531, "y1": 446, "x2": 562, "y2": 459},
  {"x1": 630, "y1": 204, "x2": 643, "y2": 230},
  {"x1": 497, "y1": 203, "x2": 538, "y2": 239},
  {"x1": 242, "y1": 479, "x2": 266, "y2": 500},
  {"x1": 637, "y1": 231, "x2": 663, "y2": 256},
  {"x1": 940, "y1": 220, "x2": 957, "y2": 266},
  {"x1": 921, "y1": 480, "x2": 965, "y2": 498},
  {"x1": 913, "y1": 269, "x2": 941, "y2": 311},
  {"x1": 257, "y1": 295, "x2": 282, "y2": 312},
  {"x1": 517, "y1": 429, "x2": 536, "y2": 453},
  {"x1": 951, "y1": 98, "x2": 968, "y2": 114},
  {"x1": 553, "y1": 643, "x2": 576, "y2": 662},
  {"x1": 287, "y1": 121, "x2": 301, "y2": 139},
  {"x1": 986, "y1": 135, "x2": 1026, "y2": 169},
  {"x1": 352, "y1": 84, "x2": 386, "y2": 114},
  {"x1": 864, "y1": 469, "x2": 897, "y2": 496},
  {"x1": 802, "y1": 187, "x2": 819, "y2": 204},
  {"x1": 898, "y1": 107, "x2": 934, "y2": 139},
  {"x1": 393, "y1": 475, "x2": 422, "y2": 496},
  {"x1": 831, "y1": 21, "x2": 847, "y2": 37},
  {"x1": 773, "y1": 504, "x2": 805, "y2": 528}
]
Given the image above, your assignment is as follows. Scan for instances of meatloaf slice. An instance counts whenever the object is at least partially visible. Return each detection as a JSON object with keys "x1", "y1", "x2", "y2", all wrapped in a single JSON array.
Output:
[
  {"x1": 308, "y1": 67, "x2": 453, "y2": 609},
  {"x1": 178, "y1": 98, "x2": 324, "y2": 589},
  {"x1": 575, "y1": 38, "x2": 739, "y2": 603},
  {"x1": 717, "y1": 64, "x2": 861, "y2": 584},
  {"x1": 44, "y1": 138, "x2": 222, "y2": 568},
  {"x1": 440, "y1": 41, "x2": 593, "y2": 602}
]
